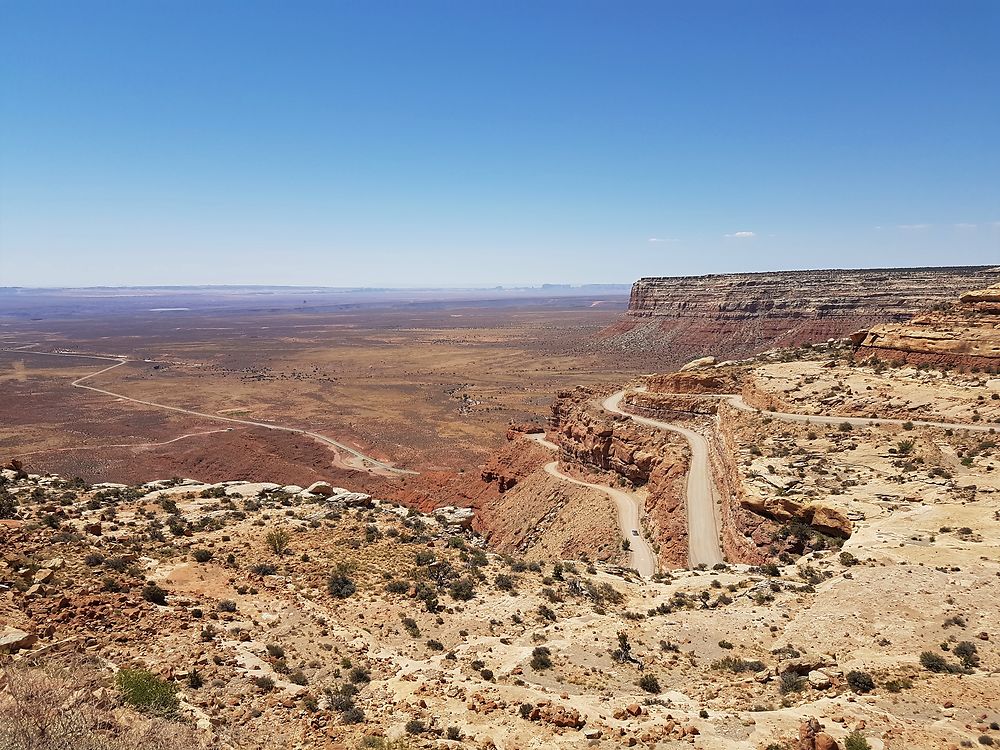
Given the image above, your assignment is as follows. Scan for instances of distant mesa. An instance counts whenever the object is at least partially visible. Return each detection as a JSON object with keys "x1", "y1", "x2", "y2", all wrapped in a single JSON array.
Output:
[{"x1": 596, "y1": 265, "x2": 1000, "y2": 368}]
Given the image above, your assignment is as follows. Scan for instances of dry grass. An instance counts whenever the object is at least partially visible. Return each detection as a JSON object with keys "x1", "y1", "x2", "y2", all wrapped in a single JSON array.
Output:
[{"x1": 0, "y1": 657, "x2": 206, "y2": 750}]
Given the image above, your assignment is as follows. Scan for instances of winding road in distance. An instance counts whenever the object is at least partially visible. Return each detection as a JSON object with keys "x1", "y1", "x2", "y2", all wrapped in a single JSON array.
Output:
[
  {"x1": 1, "y1": 348, "x2": 416, "y2": 475},
  {"x1": 527, "y1": 433, "x2": 657, "y2": 577},
  {"x1": 602, "y1": 391, "x2": 725, "y2": 568}
]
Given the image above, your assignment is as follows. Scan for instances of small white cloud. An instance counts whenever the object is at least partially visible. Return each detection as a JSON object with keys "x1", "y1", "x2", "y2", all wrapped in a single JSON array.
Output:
[
  {"x1": 724, "y1": 231, "x2": 755, "y2": 239},
  {"x1": 897, "y1": 223, "x2": 931, "y2": 230},
  {"x1": 647, "y1": 237, "x2": 679, "y2": 243},
  {"x1": 954, "y1": 223, "x2": 977, "y2": 229}
]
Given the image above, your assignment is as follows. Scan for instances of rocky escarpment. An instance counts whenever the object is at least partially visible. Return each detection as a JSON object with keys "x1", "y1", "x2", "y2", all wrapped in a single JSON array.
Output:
[
  {"x1": 548, "y1": 387, "x2": 689, "y2": 567},
  {"x1": 598, "y1": 266, "x2": 1000, "y2": 368},
  {"x1": 854, "y1": 283, "x2": 1000, "y2": 371}
]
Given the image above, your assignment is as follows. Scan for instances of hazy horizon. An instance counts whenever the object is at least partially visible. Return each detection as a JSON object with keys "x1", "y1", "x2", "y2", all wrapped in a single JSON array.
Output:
[{"x1": 2, "y1": 2, "x2": 998, "y2": 287}]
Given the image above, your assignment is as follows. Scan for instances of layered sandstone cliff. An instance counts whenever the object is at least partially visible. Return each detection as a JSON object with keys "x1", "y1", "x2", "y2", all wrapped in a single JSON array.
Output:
[
  {"x1": 548, "y1": 387, "x2": 690, "y2": 567},
  {"x1": 598, "y1": 266, "x2": 1000, "y2": 368},
  {"x1": 854, "y1": 283, "x2": 1000, "y2": 370}
]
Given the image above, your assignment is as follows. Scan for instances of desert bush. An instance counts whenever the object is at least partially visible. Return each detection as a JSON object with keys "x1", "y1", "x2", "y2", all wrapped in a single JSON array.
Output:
[
  {"x1": 919, "y1": 650, "x2": 952, "y2": 673},
  {"x1": 349, "y1": 666, "x2": 370, "y2": 683},
  {"x1": 0, "y1": 488, "x2": 17, "y2": 519},
  {"x1": 638, "y1": 673, "x2": 661, "y2": 693},
  {"x1": 115, "y1": 669, "x2": 179, "y2": 715},
  {"x1": 266, "y1": 643, "x2": 285, "y2": 658},
  {"x1": 191, "y1": 548, "x2": 212, "y2": 563},
  {"x1": 414, "y1": 550, "x2": 435, "y2": 566},
  {"x1": 846, "y1": 670, "x2": 875, "y2": 693},
  {"x1": 251, "y1": 562, "x2": 277, "y2": 575},
  {"x1": 530, "y1": 646, "x2": 552, "y2": 670},
  {"x1": 328, "y1": 562, "x2": 357, "y2": 598},
  {"x1": 779, "y1": 672, "x2": 806, "y2": 694},
  {"x1": 385, "y1": 578, "x2": 408, "y2": 594},
  {"x1": 141, "y1": 584, "x2": 167, "y2": 605},
  {"x1": 519, "y1": 702, "x2": 534, "y2": 719},
  {"x1": 449, "y1": 577, "x2": 475, "y2": 601},
  {"x1": 446, "y1": 726, "x2": 462, "y2": 740},
  {"x1": 217, "y1": 599, "x2": 237, "y2": 612},
  {"x1": 954, "y1": 640, "x2": 980, "y2": 668},
  {"x1": 839, "y1": 551, "x2": 859, "y2": 566},
  {"x1": 341, "y1": 706, "x2": 365, "y2": 724},
  {"x1": 265, "y1": 527, "x2": 290, "y2": 555},
  {"x1": 844, "y1": 731, "x2": 872, "y2": 750},
  {"x1": 401, "y1": 616, "x2": 420, "y2": 637},
  {"x1": 712, "y1": 656, "x2": 766, "y2": 674},
  {"x1": 494, "y1": 573, "x2": 515, "y2": 591},
  {"x1": 254, "y1": 675, "x2": 275, "y2": 692}
]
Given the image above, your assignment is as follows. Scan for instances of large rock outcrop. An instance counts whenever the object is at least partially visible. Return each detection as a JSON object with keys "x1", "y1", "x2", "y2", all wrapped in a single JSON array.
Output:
[
  {"x1": 597, "y1": 266, "x2": 1000, "y2": 368},
  {"x1": 854, "y1": 283, "x2": 1000, "y2": 371},
  {"x1": 548, "y1": 387, "x2": 690, "y2": 567}
]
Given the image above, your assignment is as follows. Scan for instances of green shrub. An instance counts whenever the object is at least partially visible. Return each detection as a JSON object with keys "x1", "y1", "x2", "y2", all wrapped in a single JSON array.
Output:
[
  {"x1": 141, "y1": 583, "x2": 167, "y2": 605},
  {"x1": 530, "y1": 646, "x2": 552, "y2": 670},
  {"x1": 449, "y1": 577, "x2": 475, "y2": 601},
  {"x1": 265, "y1": 528, "x2": 290, "y2": 555},
  {"x1": 844, "y1": 731, "x2": 871, "y2": 750},
  {"x1": 779, "y1": 672, "x2": 806, "y2": 694},
  {"x1": 712, "y1": 656, "x2": 766, "y2": 674},
  {"x1": 114, "y1": 668, "x2": 178, "y2": 715},
  {"x1": 954, "y1": 640, "x2": 980, "y2": 668},
  {"x1": 846, "y1": 670, "x2": 875, "y2": 693},
  {"x1": 328, "y1": 564, "x2": 357, "y2": 599},
  {"x1": 349, "y1": 666, "x2": 370, "y2": 683},
  {"x1": 919, "y1": 650, "x2": 950, "y2": 672},
  {"x1": 341, "y1": 706, "x2": 365, "y2": 724},
  {"x1": 637, "y1": 673, "x2": 661, "y2": 693}
]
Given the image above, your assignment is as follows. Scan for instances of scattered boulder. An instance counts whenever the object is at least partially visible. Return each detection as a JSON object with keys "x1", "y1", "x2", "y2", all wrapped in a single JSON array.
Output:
[
  {"x1": 0, "y1": 626, "x2": 37, "y2": 653},
  {"x1": 305, "y1": 481, "x2": 334, "y2": 496},
  {"x1": 680, "y1": 356, "x2": 717, "y2": 371},
  {"x1": 808, "y1": 670, "x2": 832, "y2": 689}
]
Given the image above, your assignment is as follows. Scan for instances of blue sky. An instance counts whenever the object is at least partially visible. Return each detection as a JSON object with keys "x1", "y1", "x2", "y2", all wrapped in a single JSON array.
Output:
[{"x1": 1, "y1": 1, "x2": 998, "y2": 287}]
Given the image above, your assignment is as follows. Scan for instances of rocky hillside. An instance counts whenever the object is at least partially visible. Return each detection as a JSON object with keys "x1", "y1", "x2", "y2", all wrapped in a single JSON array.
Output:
[
  {"x1": 854, "y1": 282, "x2": 1000, "y2": 370},
  {"x1": 3, "y1": 445, "x2": 998, "y2": 749},
  {"x1": 597, "y1": 266, "x2": 1000, "y2": 368}
]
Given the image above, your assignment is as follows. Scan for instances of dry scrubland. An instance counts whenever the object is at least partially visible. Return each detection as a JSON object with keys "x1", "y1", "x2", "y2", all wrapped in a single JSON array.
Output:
[
  {"x1": 0, "y1": 305, "x2": 629, "y2": 498},
  {"x1": 3, "y1": 341, "x2": 1000, "y2": 749}
]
